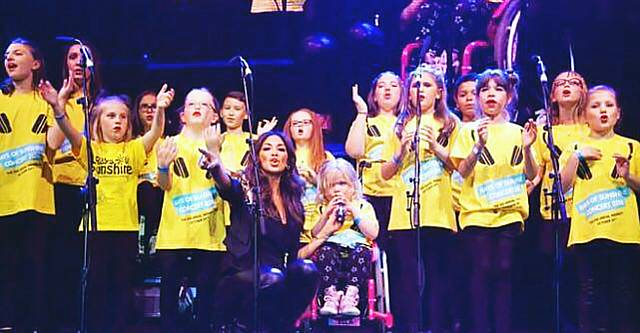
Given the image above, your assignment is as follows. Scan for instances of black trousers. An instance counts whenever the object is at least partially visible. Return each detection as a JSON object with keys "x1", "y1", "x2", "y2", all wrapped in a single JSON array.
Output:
[
  {"x1": 574, "y1": 239, "x2": 639, "y2": 333},
  {"x1": 0, "y1": 211, "x2": 51, "y2": 331},
  {"x1": 157, "y1": 249, "x2": 223, "y2": 333},
  {"x1": 50, "y1": 183, "x2": 84, "y2": 331},
  {"x1": 364, "y1": 195, "x2": 392, "y2": 252},
  {"x1": 86, "y1": 232, "x2": 138, "y2": 333},
  {"x1": 387, "y1": 227, "x2": 454, "y2": 333},
  {"x1": 465, "y1": 223, "x2": 520, "y2": 333},
  {"x1": 213, "y1": 259, "x2": 319, "y2": 332}
]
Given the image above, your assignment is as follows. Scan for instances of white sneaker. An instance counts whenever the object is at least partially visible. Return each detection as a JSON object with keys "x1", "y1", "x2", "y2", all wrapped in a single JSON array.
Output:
[
  {"x1": 319, "y1": 285, "x2": 341, "y2": 316},
  {"x1": 339, "y1": 285, "x2": 361, "y2": 316}
]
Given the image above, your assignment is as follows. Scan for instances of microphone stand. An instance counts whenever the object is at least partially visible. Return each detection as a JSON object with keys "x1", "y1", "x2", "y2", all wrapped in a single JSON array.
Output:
[
  {"x1": 77, "y1": 41, "x2": 97, "y2": 333},
  {"x1": 237, "y1": 57, "x2": 266, "y2": 332},
  {"x1": 534, "y1": 55, "x2": 568, "y2": 333}
]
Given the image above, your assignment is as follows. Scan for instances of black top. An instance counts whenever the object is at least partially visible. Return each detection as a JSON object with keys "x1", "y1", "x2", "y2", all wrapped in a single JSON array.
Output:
[{"x1": 217, "y1": 178, "x2": 303, "y2": 272}]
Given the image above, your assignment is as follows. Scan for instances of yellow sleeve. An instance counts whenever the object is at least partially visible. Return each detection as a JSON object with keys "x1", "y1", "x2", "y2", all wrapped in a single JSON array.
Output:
[
  {"x1": 451, "y1": 125, "x2": 473, "y2": 167},
  {"x1": 131, "y1": 138, "x2": 148, "y2": 172},
  {"x1": 360, "y1": 200, "x2": 379, "y2": 229},
  {"x1": 75, "y1": 137, "x2": 89, "y2": 170},
  {"x1": 381, "y1": 132, "x2": 400, "y2": 161}
]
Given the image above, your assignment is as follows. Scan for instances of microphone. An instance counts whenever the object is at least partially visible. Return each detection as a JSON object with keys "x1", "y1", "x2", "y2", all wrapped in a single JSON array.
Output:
[
  {"x1": 531, "y1": 54, "x2": 548, "y2": 83},
  {"x1": 335, "y1": 204, "x2": 346, "y2": 224},
  {"x1": 229, "y1": 55, "x2": 252, "y2": 77},
  {"x1": 56, "y1": 36, "x2": 94, "y2": 70}
]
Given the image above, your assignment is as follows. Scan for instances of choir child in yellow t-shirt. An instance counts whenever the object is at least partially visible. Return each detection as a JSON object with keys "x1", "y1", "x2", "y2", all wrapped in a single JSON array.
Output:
[
  {"x1": 380, "y1": 65, "x2": 460, "y2": 333},
  {"x1": 218, "y1": 91, "x2": 277, "y2": 228},
  {"x1": 451, "y1": 69, "x2": 538, "y2": 333},
  {"x1": 43, "y1": 79, "x2": 174, "y2": 332},
  {"x1": 284, "y1": 108, "x2": 334, "y2": 242},
  {"x1": 0, "y1": 37, "x2": 53, "y2": 331},
  {"x1": 154, "y1": 88, "x2": 227, "y2": 332},
  {"x1": 559, "y1": 85, "x2": 640, "y2": 332},
  {"x1": 345, "y1": 71, "x2": 402, "y2": 251}
]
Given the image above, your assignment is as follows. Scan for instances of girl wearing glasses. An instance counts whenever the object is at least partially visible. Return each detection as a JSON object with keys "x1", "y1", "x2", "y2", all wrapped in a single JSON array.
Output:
[{"x1": 284, "y1": 108, "x2": 334, "y2": 243}]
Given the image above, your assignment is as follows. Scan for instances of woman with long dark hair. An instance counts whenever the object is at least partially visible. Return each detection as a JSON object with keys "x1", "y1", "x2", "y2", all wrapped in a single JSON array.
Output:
[
  {"x1": 49, "y1": 41, "x2": 103, "y2": 331},
  {"x1": 201, "y1": 130, "x2": 319, "y2": 332}
]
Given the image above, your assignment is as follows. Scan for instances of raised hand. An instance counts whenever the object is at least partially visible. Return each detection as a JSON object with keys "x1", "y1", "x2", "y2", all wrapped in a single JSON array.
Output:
[
  {"x1": 156, "y1": 84, "x2": 175, "y2": 109},
  {"x1": 421, "y1": 125, "x2": 439, "y2": 151},
  {"x1": 523, "y1": 119, "x2": 537, "y2": 148},
  {"x1": 257, "y1": 117, "x2": 278, "y2": 136},
  {"x1": 352, "y1": 84, "x2": 368, "y2": 115},
  {"x1": 477, "y1": 118, "x2": 489, "y2": 145},
  {"x1": 204, "y1": 123, "x2": 222, "y2": 154},
  {"x1": 38, "y1": 80, "x2": 59, "y2": 108},
  {"x1": 157, "y1": 137, "x2": 178, "y2": 169}
]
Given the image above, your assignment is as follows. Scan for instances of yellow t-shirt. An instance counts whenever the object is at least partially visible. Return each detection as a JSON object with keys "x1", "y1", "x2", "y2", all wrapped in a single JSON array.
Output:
[
  {"x1": 297, "y1": 147, "x2": 334, "y2": 243},
  {"x1": 451, "y1": 121, "x2": 473, "y2": 212},
  {"x1": 156, "y1": 135, "x2": 226, "y2": 251},
  {"x1": 382, "y1": 114, "x2": 458, "y2": 231},
  {"x1": 319, "y1": 198, "x2": 378, "y2": 247},
  {"x1": 534, "y1": 123, "x2": 589, "y2": 220},
  {"x1": 0, "y1": 91, "x2": 54, "y2": 216},
  {"x1": 220, "y1": 131, "x2": 251, "y2": 176},
  {"x1": 451, "y1": 121, "x2": 532, "y2": 230},
  {"x1": 52, "y1": 93, "x2": 88, "y2": 186},
  {"x1": 138, "y1": 138, "x2": 163, "y2": 187},
  {"x1": 359, "y1": 114, "x2": 397, "y2": 196},
  {"x1": 76, "y1": 137, "x2": 147, "y2": 231},
  {"x1": 566, "y1": 134, "x2": 640, "y2": 246},
  {"x1": 219, "y1": 131, "x2": 251, "y2": 227}
]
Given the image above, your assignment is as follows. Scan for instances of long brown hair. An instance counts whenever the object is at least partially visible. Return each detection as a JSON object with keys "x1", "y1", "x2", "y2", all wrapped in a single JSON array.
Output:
[
  {"x1": 283, "y1": 108, "x2": 328, "y2": 172},
  {"x1": 243, "y1": 131, "x2": 305, "y2": 224},
  {"x1": 394, "y1": 65, "x2": 457, "y2": 143},
  {"x1": 366, "y1": 71, "x2": 403, "y2": 117},
  {"x1": 61, "y1": 41, "x2": 103, "y2": 100},
  {"x1": 1, "y1": 38, "x2": 46, "y2": 95}
]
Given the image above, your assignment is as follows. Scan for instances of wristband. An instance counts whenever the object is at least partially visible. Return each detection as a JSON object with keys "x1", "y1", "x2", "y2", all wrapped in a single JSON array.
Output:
[
  {"x1": 576, "y1": 150, "x2": 586, "y2": 164},
  {"x1": 392, "y1": 154, "x2": 403, "y2": 166},
  {"x1": 55, "y1": 112, "x2": 67, "y2": 120},
  {"x1": 472, "y1": 144, "x2": 482, "y2": 157},
  {"x1": 157, "y1": 166, "x2": 169, "y2": 174}
]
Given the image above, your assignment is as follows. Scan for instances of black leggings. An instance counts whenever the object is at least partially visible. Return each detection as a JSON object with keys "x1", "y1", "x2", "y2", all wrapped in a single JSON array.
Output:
[
  {"x1": 573, "y1": 240, "x2": 639, "y2": 333},
  {"x1": 51, "y1": 183, "x2": 84, "y2": 330},
  {"x1": 213, "y1": 259, "x2": 319, "y2": 332},
  {"x1": 157, "y1": 249, "x2": 223, "y2": 333},
  {"x1": 0, "y1": 211, "x2": 51, "y2": 330},
  {"x1": 86, "y1": 232, "x2": 138, "y2": 333},
  {"x1": 364, "y1": 195, "x2": 392, "y2": 251},
  {"x1": 137, "y1": 182, "x2": 164, "y2": 254},
  {"x1": 465, "y1": 223, "x2": 520, "y2": 333},
  {"x1": 388, "y1": 227, "x2": 454, "y2": 333}
]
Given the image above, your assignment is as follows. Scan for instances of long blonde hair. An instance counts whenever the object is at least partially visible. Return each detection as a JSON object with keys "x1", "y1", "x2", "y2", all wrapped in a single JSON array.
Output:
[
  {"x1": 90, "y1": 95, "x2": 133, "y2": 143},
  {"x1": 316, "y1": 158, "x2": 363, "y2": 204}
]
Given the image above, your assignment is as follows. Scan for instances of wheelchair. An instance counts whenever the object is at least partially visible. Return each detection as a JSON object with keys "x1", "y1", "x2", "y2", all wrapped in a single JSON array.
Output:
[{"x1": 295, "y1": 243, "x2": 394, "y2": 332}]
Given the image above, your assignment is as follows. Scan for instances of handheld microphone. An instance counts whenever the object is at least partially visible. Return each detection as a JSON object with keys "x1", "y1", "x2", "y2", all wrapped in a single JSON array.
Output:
[
  {"x1": 335, "y1": 204, "x2": 346, "y2": 224},
  {"x1": 531, "y1": 54, "x2": 548, "y2": 83}
]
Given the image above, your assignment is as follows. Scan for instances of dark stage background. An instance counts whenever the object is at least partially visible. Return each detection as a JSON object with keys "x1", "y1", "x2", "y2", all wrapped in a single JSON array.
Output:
[{"x1": 2, "y1": 1, "x2": 639, "y2": 331}]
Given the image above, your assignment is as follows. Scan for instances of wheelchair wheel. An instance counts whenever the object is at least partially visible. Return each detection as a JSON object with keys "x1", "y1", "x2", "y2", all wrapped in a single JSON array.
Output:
[{"x1": 493, "y1": 0, "x2": 524, "y2": 70}]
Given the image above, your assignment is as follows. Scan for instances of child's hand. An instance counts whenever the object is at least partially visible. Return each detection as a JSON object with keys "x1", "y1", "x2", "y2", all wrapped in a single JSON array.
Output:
[
  {"x1": 352, "y1": 84, "x2": 368, "y2": 115},
  {"x1": 613, "y1": 154, "x2": 631, "y2": 180},
  {"x1": 257, "y1": 117, "x2": 278, "y2": 136},
  {"x1": 204, "y1": 123, "x2": 222, "y2": 154},
  {"x1": 523, "y1": 119, "x2": 537, "y2": 148},
  {"x1": 156, "y1": 84, "x2": 175, "y2": 110},
  {"x1": 157, "y1": 137, "x2": 178, "y2": 169}
]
